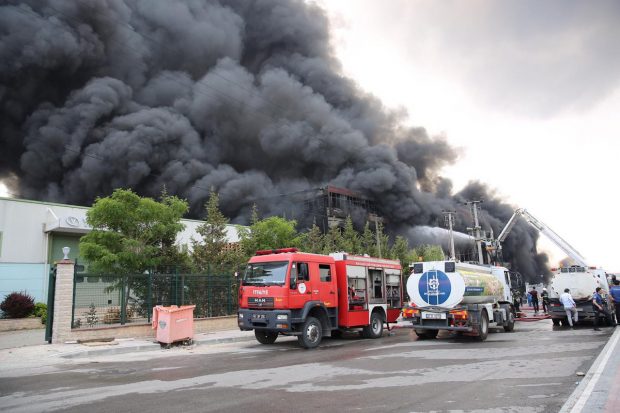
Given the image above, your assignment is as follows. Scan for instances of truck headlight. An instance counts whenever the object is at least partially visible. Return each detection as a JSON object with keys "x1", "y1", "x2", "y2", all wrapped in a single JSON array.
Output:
[
  {"x1": 276, "y1": 314, "x2": 288, "y2": 320},
  {"x1": 238, "y1": 313, "x2": 244, "y2": 319}
]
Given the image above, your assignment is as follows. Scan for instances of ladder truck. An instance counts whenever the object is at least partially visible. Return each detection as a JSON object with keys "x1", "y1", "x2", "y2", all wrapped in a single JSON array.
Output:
[{"x1": 496, "y1": 208, "x2": 615, "y2": 325}]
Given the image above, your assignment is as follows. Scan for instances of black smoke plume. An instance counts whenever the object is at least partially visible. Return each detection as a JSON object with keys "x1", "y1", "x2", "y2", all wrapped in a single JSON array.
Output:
[{"x1": 0, "y1": 0, "x2": 549, "y2": 280}]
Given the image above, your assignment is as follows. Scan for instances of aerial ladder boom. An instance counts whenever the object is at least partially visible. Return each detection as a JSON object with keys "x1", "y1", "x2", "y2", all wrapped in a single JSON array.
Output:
[{"x1": 497, "y1": 208, "x2": 589, "y2": 267}]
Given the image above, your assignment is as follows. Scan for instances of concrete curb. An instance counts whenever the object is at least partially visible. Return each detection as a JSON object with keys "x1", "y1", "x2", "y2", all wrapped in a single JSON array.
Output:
[
  {"x1": 60, "y1": 332, "x2": 256, "y2": 359},
  {"x1": 558, "y1": 326, "x2": 620, "y2": 413}
]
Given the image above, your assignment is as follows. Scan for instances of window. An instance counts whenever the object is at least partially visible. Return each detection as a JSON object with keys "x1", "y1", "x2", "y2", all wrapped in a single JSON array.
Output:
[
  {"x1": 243, "y1": 261, "x2": 288, "y2": 286},
  {"x1": 369, "y1": 269, "x2": 384, "y2": 299},
  {"x1": 291, "y1": 262, "x2": 309, "y2": 282},
  {"x1": 319, "y1": 264, "x2": 332, "y2": 282}
]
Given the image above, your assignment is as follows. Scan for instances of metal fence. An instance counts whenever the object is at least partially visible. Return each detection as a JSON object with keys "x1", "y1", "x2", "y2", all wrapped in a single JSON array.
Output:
[{"x1": 72, "y1": 270, "x2": 238, "y2": 329}]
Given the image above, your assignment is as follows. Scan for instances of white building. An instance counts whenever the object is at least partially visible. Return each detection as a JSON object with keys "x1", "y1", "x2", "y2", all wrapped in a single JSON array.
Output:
[{"x1": 0, "y1": 197, "x2": 242, "y2": 303}]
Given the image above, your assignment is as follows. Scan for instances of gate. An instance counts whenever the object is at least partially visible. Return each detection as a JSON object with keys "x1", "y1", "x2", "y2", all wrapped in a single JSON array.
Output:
[{"x1": 45, "y1": 265, "x2": 56, "y2": 343}]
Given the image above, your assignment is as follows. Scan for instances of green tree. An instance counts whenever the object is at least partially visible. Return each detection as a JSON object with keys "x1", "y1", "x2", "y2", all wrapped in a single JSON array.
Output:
[
  {"x1": 299, "y1": 222, "x2": 324, "y2": 253},
  {"x1": 360, "y1": 221, "x2": 377, "y2": 256},
  {"x1": 341, "y1": 216, "x2": 361, "y2": 253},
  {"x1": 411, "y1": 244, "x2": 445, "y2": 262},
  {"x1": 389, "y1": 235, "x2": 413, "y2": 267},
  {"x1": 324, "y1": 224, "x2": 344, "y2": 254},
  {"x1": 240, "y1": 216, "x2": 300, "y2": 256},
  {"x1": 192, "y1": 190, "x2": 235, "y2": 272},
  {"x1": 80, "y1": 188, "x2": 188, "y2": 274}
]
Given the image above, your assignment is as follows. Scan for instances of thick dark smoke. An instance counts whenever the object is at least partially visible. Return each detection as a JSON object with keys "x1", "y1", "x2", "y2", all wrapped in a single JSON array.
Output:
[{"x1": 0, "y1": 0, "x2": 549, "y2": 280}]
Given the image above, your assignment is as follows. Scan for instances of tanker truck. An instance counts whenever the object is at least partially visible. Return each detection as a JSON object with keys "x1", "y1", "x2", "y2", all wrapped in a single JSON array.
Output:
[
  {"x1": 401, "y1": 260, "x2": 515, "y2": 341},
  {"x1": 547, "y1": 265, "x2": 616, "y2": 326}
]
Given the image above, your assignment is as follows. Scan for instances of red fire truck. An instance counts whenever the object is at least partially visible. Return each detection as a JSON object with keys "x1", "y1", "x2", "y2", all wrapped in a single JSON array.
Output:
[{"x1": 237, "y1": 248, "x2": 403, "y2": 348}]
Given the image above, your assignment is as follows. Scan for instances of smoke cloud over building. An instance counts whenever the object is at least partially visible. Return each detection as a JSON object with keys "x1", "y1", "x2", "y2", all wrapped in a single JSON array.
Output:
[{"x1": 0, "y1": 0, "x2": 548, "y2": 279}]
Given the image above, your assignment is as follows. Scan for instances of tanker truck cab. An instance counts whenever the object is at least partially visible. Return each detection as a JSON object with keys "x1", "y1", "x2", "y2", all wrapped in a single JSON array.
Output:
[
  {"x1": 238, "y1": 248, "x2": 339, "y2": 348},
  {"x1": 403, "y1": 261, "x2": 515, "y2": 341}
]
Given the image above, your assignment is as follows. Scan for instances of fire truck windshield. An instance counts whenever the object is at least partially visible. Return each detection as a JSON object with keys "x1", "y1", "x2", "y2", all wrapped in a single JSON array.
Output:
[{"x1": 243, "y1": 261, "x2": 288, "y2": 286}]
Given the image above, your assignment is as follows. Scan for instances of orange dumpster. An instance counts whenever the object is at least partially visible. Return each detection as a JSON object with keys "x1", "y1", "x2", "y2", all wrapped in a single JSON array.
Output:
[{"x1": 152, "y1": 305, "x2": 196, "y2": 347}]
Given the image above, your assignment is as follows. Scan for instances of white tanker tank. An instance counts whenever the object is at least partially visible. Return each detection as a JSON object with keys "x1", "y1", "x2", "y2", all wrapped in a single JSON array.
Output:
[
  {"x1": 407, "y1": 261, "x2": 510, "y2": 308},
  {"x1": 402, "y1": 261, "x2": 515, "y2": 341}
]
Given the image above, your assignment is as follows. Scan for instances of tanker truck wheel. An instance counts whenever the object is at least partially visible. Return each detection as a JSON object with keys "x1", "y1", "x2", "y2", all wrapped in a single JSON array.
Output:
[
  {"x1": 474, "y1": 310, "x2": 489, "y2": 341},
  {"x1": 254, "y1": 330, "x2": 278, "y2": 345},
  {"x1": 503, "y1": 310, "x2": 515, "y2": 332},
  {"x1": 298, "y1": 316, "x2": 323, "y2": 349}
]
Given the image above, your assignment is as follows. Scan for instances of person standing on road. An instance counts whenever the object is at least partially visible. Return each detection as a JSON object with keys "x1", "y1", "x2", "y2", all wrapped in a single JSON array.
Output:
[
  {"x1": 512, "y1": 290, "x2": 521, "y2": 313},
  {"x1": 560, "y1": 288, "x2": 578, "y2": 329},
  {"x1": 592, "y1": 287, "x2": 611, "y2": 331},
  {"x1": 530, "y1": 287, "x2": 540, "y2": 314},
  {"x1": 609, "y1": 280, "x2": 620, "y2": 325},
  {"x1": 541, "y1": 288, "x2": 550, "y2": 313}
]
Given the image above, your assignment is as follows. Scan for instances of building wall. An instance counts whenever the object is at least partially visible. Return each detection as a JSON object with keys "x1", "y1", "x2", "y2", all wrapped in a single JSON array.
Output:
[{"x1": 0, "y1": 197, "x2": 243, "y2": 305}]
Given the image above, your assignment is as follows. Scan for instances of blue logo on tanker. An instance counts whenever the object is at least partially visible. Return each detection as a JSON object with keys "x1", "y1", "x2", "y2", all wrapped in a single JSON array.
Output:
[{"x1": 418, "y1": 270, "x2": 451, "y2": 305}]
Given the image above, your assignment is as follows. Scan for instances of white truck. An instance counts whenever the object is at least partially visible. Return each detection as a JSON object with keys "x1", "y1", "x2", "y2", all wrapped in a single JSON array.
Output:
[
  {"x1": 401, "y1": 260, "x2": 515, "y2": 341},
  {"x1": 497, "y1": 208, "x2": 615, "y2": 326},
  {"x1": 547, "y1": 265, "x2": 616, "y2": 326}
]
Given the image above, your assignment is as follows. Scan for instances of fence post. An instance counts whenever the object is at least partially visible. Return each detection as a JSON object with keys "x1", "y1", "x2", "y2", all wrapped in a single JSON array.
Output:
[
  {"x1": 147, "y1": 270, "x2": 152, "y2": 323},
  {"x1": 71, "y1": 270, "x2": 77, "y2": 328},
  {"x1": 174, "y1": 267, "x2": 179, "y2": 306},
  {"x1": 227, "y1": 277, "x2": 231, "y2": 314},
  {"x1": 207, "y1": 276, "x2": 212, "y2": 317},
  {"x1": 120, "y1": 275, "x2": 126, "y2": 325},
  {"x1": 52, "y1": 259, "x2": 76, "y2": 343}
]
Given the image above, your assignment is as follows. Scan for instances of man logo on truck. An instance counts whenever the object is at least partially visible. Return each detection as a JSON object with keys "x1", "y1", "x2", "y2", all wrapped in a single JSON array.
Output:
[{"x1": 419, "y1": 270, "x2": 451, "y2": 305}]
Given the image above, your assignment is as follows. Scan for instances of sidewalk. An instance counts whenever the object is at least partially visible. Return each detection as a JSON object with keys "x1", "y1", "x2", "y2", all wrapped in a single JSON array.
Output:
[
  {"x1": 560, "y1": 325, "x2": 620, "y2": 413},
  {"x1": 0, "y1": 328, "x2": 255, "y2": 376}
]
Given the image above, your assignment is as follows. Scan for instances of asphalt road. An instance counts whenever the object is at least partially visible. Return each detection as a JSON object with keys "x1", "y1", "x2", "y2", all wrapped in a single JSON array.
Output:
[{"x1": 0, "y1": 321, "x2": 613, "y2": 413}]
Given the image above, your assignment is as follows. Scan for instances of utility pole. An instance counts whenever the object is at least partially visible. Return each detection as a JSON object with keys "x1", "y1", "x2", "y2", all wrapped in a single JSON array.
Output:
[
  {"x1": 442, "y1": 210, "x2": 456, "y2": 261},
  {"x1": 465, "y1": 200, "x2": 484, "y2": 265},
  {"x1": 369, "y1": 213, "x2": 383, "y2": 258}
]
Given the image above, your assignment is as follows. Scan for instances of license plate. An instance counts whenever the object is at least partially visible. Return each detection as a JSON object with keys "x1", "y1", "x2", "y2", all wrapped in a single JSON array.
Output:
[
  {"x1": 253, "y1": 314, "x2": 266, "y2": 319},
  {"x1": 422, "y1": 312, "x2": 445, "y2": 320}
]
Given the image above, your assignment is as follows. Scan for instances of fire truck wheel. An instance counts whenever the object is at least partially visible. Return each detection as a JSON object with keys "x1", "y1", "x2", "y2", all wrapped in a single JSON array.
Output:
[
  {"x1": 362, "y1": 311, "x2": 384, "y2": 339},
  {"x1": 254, "y1": 330, "x2": 278, "y2": 345},
  {"x1": 298, "y1": 316, "x2": 322, "y2": 349},
  {"x1": 474, "y1": 310, "x2": 489, "y2": 341}
]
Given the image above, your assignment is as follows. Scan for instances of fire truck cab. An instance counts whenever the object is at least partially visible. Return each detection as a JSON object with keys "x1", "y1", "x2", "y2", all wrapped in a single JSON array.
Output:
[{"x1": 237, "y1": 248, "x2": 403, "y2": 348}]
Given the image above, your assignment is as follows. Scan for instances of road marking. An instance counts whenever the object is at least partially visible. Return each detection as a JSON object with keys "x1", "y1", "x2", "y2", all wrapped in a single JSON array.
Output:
[{"x1": 568, "y1": 328, "x2": 620, "y2": 413}]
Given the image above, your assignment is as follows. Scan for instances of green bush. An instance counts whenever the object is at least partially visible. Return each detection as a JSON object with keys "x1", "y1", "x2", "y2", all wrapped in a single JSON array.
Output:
[
  {"x1": 34, "y1": 302, "x2": 47, "y2": 317},
  {"x1": 0, "y1": 291, "x2": 35, "y2": 318},
  {"x1": 34, "y1": 302, "x2": 48, "y2": 324}
]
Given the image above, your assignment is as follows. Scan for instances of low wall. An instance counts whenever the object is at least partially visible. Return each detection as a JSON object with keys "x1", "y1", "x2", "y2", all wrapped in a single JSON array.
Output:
[
  {"x1": 0, "y1": 318, "x2": 45, "y2": 332},
  {"x1": 64, "y1": 315, "x2": 238, "y2": 343}
]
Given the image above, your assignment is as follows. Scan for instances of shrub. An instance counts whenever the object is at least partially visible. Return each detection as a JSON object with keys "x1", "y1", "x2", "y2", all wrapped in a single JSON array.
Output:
[
  {"x1": 34, "y1": 302, "x2": 47, "y2": 317},
  {"x1": 34, "y1": 302, "x2": 48, "y2": 324},
  {"x1": 0, "y1": 292, "x2": 35, "y2": 318}
]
